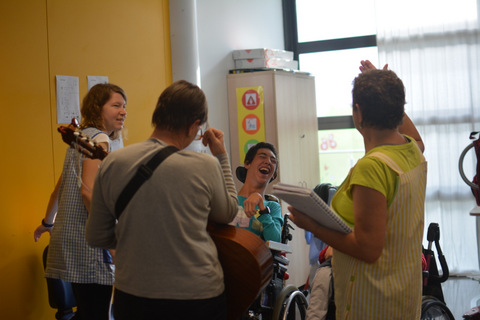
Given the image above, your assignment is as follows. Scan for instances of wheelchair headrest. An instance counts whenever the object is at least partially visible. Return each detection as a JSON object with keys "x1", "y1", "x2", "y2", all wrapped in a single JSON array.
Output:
[
  {"x1": 264, "y1": 194, "x2": 280, "y2": 203},
  {"x1": 313, "y1": 183, "x2": 336, "y2": 204},
  {"x1": 236, "y1": 166, "x2": 247, "y2": 183}
]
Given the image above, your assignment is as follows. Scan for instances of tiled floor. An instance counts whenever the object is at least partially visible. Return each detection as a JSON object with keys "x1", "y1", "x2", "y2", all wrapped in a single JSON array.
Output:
[{"x1": 442, "y1": 276, "x2": 480, "y2": 319}]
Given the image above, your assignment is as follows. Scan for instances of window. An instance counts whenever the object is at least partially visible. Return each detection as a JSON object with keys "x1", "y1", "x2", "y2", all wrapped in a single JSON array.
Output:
[
  {"x1": 283, "y1": 0, "x2": 480, "y2": 274},
  {"x1": 283, "y1": 0, "x2": 377, "y2": 186},
  {"x1": 296, "y1": 0, "x2": 376, "y2": 42}
]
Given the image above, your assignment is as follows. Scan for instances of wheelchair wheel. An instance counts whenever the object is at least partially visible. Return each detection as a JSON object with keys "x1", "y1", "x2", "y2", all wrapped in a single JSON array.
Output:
[
  {"x1": 421, "y1": 295, "x2": 455, "y2": 320},
  {"x1": 272, "y1": 285, "x2": 308, "y2": 320}
]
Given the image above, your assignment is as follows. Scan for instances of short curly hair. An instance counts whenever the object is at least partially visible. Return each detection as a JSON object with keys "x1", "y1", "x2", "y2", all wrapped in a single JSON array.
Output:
[{"x1": 352, "y1": 69, "x2": 405, "y2": 130}]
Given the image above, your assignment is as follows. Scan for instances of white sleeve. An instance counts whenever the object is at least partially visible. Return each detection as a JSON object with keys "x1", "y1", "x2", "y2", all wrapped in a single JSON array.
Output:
[{"x1": 92, "y1": 132, "x2": 110, "y2": 150}]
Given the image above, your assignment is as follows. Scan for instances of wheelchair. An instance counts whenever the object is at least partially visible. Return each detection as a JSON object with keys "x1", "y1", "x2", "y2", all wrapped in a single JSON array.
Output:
[
  {"x1": 309, "y1": 184, "x2": 455, "y2": 320},
  {"x1": 242, "y1": 211, "x2": 309, "y2": 320},
  {"x1": 306, "y1": 222, "x2": 456, "y2": 320}
]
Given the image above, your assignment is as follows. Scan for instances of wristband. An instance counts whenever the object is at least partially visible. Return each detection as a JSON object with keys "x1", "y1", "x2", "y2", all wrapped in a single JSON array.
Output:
[
  {"x1": 254, "y1": 207, "x2": 270, "y2": 219},
  {"x1": 42, "y1": 219, "x2": 54, "y2": 228}
]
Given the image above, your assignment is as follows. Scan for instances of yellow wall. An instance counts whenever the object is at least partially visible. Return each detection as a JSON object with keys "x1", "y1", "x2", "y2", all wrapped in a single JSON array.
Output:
[{"x1": 0, "y1": 1, "x2": 171, "y2": 318}]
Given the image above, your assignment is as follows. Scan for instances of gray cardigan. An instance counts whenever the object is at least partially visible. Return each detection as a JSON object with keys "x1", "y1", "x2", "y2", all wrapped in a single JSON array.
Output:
[{"x1": 87, "y1": 138, "x2": 238, "y2": 300}]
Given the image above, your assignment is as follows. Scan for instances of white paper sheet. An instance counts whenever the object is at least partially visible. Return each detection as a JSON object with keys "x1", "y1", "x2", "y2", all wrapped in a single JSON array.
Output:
[
  {"x1": 56, "y1": 75, "x2": 80, "y2": 124},
  {"x1": 87, "y1": 75, "x2": 109, "y2": 90}
]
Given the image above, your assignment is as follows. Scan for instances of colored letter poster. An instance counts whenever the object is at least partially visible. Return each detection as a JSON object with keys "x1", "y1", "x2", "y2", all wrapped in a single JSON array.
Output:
[
  {"x1": 56, "y1": 75, "x2": 80, "y2": 124},
  {"x1": 236, "y1": 86, "x2": 266, "y2": 163}
]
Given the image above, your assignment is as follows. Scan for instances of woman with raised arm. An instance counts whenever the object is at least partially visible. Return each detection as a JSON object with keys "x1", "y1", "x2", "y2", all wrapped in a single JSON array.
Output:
[{"x1": 289, "y1": 61, "x2": 427, "y2": 319}]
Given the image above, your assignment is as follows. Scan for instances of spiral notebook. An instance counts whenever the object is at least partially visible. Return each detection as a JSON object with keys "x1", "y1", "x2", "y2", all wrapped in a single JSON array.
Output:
[{"x1": 272, "y1": 183, "x2": 352, "y2": 234}]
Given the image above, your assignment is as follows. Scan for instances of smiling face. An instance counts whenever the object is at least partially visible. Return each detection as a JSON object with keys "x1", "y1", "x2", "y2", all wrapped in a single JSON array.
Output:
[
  {"x1": 101, "y1": 92, "x2": 127, "y2": 134},
  {"x1": 245, "y1": 148, "x2": 278, "y2": 186}
]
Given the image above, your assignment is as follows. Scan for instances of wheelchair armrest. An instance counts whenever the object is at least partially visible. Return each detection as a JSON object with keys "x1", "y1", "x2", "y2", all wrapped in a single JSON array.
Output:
[
  {"x1": 267, "y1": 241, "x2": 292, "y2": 253},
  {"x1": 273, "y1": 254, "x2": 290, "y2": 266}
]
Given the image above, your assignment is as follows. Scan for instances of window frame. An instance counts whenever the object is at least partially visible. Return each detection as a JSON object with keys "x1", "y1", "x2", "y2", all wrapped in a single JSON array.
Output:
[{"x1": 282, "y1": 0, "x2": 377, "y2": 130}]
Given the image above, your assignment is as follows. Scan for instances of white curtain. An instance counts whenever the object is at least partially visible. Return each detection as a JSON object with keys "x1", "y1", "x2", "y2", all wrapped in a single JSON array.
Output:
[{"x1": 375, "y1": 0, "x2": 480, "y2": 274}]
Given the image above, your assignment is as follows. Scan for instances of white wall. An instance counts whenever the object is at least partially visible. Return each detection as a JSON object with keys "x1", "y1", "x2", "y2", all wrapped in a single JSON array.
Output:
[
  {"x1": 169, "y1": 0, "x2": 313, "y2": 287},
  {"x1": 171, "y1": 0, "x2": 285, "y2": 154}
]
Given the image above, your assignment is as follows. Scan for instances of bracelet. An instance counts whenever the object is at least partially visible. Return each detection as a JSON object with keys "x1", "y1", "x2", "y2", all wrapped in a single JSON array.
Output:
[{"x1": 42, "y1": 219, "x2": 54, "y2": 228}]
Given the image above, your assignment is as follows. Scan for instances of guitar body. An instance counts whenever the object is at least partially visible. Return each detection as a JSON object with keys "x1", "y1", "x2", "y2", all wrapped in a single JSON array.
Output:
[{"x1": 208, "y1": 222, "x2": 273, "y2": 320}]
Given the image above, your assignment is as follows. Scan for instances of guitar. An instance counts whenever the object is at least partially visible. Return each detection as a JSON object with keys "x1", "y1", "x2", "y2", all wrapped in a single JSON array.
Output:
[
  {"x1": 58, "y1": 118, "x2": 273, "y2": 319},
  {"x1": 207, "y1": 222, "x2": 273, "y2": 320}
]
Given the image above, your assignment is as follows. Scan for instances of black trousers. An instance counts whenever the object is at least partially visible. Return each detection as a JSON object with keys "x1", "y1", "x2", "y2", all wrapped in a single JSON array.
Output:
[
  {"x1": 113, "y1": 288, "x2": 227, "y2": 320},
  {"x1": 71, "y1": 283, "x2": 113, "y2": 320}
]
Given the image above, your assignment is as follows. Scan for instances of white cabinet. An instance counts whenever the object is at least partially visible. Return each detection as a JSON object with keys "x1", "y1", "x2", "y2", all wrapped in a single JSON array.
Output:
[{"x1": 227, "y1": 70, "x2": 320, "y2": 287}]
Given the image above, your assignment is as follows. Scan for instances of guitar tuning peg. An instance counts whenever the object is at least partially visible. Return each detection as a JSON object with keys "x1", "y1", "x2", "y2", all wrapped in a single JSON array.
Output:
[{"x1": 71, "y1": 118, "x2": 80, "y2": 127}]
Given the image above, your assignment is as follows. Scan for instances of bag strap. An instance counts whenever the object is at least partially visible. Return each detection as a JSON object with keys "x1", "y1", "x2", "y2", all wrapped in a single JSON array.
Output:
[{"x1": 115, "y1": 145, "x2": 179, "y2": 219}]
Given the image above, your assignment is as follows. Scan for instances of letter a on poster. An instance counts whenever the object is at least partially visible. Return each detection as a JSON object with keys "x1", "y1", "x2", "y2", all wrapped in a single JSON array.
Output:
[{"x1": 236, "y1": 86, "x2": 266, "y2": 163}]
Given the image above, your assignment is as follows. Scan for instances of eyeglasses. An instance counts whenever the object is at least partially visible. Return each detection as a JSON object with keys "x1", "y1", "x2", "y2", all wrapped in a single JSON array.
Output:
[{"x1": 194, "y1": 122, "x2": 209, "y2": 140}]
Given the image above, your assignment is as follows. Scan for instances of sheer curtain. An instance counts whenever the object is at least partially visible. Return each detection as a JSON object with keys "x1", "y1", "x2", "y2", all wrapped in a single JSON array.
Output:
[{"x1": 374, "y1": 0, "x2": 480, "y2": 274}]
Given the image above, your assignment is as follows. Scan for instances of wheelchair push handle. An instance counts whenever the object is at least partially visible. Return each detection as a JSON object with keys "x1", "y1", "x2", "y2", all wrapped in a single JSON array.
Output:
[
  {"x1": 436, "y1": 251, "x2": 449, "y2": 283},
  {"x1": 427, "y1": 223, "x2": 440, "y2": 243},
  {"x1": 425, "y1": 222, "x2": 450, "y2": 283}
]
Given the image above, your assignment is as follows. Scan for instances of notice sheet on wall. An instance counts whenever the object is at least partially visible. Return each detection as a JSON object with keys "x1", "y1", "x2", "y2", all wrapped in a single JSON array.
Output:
[
  {"x1": 56, "y1": 75, "x2": 80, "y2": 124},
  {"x1": 87, "y1": 75, "x2": 109, "y2": 90}
]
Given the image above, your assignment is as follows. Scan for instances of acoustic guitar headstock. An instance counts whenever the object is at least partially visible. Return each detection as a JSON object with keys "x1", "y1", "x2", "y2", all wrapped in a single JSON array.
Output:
[{"x1": 57, "y1": 118, "x2": 108, "y2": 160}]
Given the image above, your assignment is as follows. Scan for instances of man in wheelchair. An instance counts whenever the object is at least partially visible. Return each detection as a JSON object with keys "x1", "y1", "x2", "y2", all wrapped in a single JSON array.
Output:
[
  {"x1": 233, "y1": 142, "x2": 283, "y2": 243},
  {"x1": 233, "y1": 142, "x2": 307, "y2": 319}
]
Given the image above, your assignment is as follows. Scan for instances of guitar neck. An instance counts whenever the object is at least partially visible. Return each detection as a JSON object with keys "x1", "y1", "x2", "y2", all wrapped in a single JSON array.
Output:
[{"x1": 58, "y1": 118, "x2": 108, "y2": 160}]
